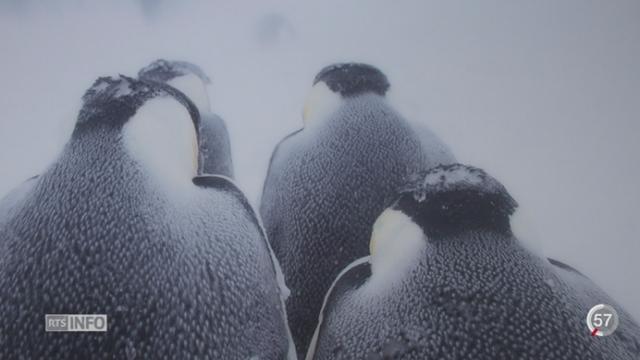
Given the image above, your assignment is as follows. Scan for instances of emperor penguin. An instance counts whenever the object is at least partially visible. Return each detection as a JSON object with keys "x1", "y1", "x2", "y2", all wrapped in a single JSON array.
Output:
[
  {"x1": 0, "y1": 76, "x2": 293, "y2": 359},
  {"x1": 260, "y1": 62, "x2": 456, "y2": 356},
  {"x1": 138, "y1": 59, "x2": 234, "y2": 178},
  {"x1": 307, "y1": 164, "x2": 640, "y2": 359}
]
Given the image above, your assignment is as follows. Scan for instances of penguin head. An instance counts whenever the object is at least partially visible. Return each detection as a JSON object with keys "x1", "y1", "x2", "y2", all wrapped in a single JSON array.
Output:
[
  {"x1": 76, "y1": 75, "x2": 201, "y2": 187},
  {"x1": 138, "y1": 59, "x2": 212, "y2": 114},
  {"x1": 393, "y1": 164, "x2": 518, "y2": 239},
  {"x1": 314, "y1": 62, "x2": 390, "y2": 98},
  {"x1": 367, "y1": 164, "x2": 517, "y2": 288},
  {"x1": 303, "y1": 62, "x2": 390, "y2": 125}
]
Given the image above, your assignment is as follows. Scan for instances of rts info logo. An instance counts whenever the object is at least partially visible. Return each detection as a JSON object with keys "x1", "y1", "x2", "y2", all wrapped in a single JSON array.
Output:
[{"x1": 45, "y1": 314, "x2": 108, "y2": 332}]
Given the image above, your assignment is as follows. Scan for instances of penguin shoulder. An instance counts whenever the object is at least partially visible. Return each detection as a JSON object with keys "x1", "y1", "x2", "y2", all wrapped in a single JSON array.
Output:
[
  {"x1": 547, "y1": 258, "x2": 586, "y2": 277},
  {"x1": 192, "y1": 174, "x2": 255, "y2": 219},
  {"x1": 192, "y1": 174, "x2": 270, "y2": 267},
  {"x1": 193, "y1": 173, "x2": 294, "y2": 317},
  {"x1": 545, "y1": 257, "x2": 600, "y2": 300},
  {"x1": 408, "y1": 121, "x2": 456, "y2": 165},
  {"x1": 546, "y1": 257, "x2": 640, "y2": 350},
  {"x1": 306, "y1": 257, "x2": 372, "y2": 360},
  {"x1": 0, "y1": 175, "x2": 39, "y2": 225},
  {"x1": 323, "y1": 257, "x2": 372, "y2": 305},
  {"x1": 261, "y1": 128, "x2": 304, "y2": 196},
  {"x1": 546, "y1": 257, "x2": 616, "y2": 303},
  {"x1": 267, "y1": 128, "x2": 304, "y2": 168}
]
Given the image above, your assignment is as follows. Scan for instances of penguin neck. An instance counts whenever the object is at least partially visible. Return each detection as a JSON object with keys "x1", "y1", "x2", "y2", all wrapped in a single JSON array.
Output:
[
  {"x1": 45, "y1": 130, "x2": 148, "y2": 211},
  {"x1": 121, "y1": 96, "x2": 199, "y2": 197},
  {"x1": 302, "y1": 81, "x2": 343, "y2": 127},
  {"x1": 407, "y1": 206, "x2": 513, "y2": 240},
  {"x1": 304, "y1": 93, "x2": 391, "y2": 134},
  {"x1": 65, "y1": 128, "x2": 197, "y2": 212},
  {"x1": 366, "y1": 209, "x2": 429, "y2": 294},
  {"x1": 427, "y1": 230, "x2": 516, "y2": 250}
]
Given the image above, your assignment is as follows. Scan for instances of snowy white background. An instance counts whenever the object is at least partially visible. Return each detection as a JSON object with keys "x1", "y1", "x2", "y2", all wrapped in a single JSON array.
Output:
[{"x1": 1, "y1": 0, "x2": 638, "y2": 320}]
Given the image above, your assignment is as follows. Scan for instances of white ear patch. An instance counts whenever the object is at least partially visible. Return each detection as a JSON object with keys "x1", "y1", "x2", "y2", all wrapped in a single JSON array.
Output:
[
  {"x1": 302, "y1": 81, "x2": 342, "y2": 126},
  {"x1": 123, "y1": 97, "x2": 198, "y2": 192},
  {"x1": 366, "y1": 209, "x2": 426, "y2": 292},
  {"x1": 168, "y1": 74, "x2": 211, "y2": 114}
]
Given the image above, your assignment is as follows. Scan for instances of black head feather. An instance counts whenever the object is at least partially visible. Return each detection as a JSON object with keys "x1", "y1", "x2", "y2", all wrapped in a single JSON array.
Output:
[
  {"x1": 75, "y1": 75, "x2": 200, "y2": 131},
  {"x1": 393, "y1": 164, "x2": 518, "y2": 238},
  {"x1": 138, "y1": 59, "x2": 211, "y2": 84},
  {"x1": 313, "y1": 63, "x2": 390, "y2": 97}
]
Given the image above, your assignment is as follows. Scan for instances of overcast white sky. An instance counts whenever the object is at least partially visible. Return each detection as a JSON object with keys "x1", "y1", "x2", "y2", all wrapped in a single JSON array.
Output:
[{"x1": 0, "y1": 0, "x2": 638, "y2": 320}]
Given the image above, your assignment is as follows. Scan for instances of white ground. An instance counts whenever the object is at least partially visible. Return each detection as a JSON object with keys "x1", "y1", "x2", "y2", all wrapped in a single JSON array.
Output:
[{"x1": 0, "y1": 0, "x2": 638, "y2": 320}]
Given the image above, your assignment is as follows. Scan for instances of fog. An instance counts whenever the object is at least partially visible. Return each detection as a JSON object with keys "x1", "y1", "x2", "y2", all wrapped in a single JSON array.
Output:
[{"x1": 1, "y1": 0, "x2": 638, "y2": 320}]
